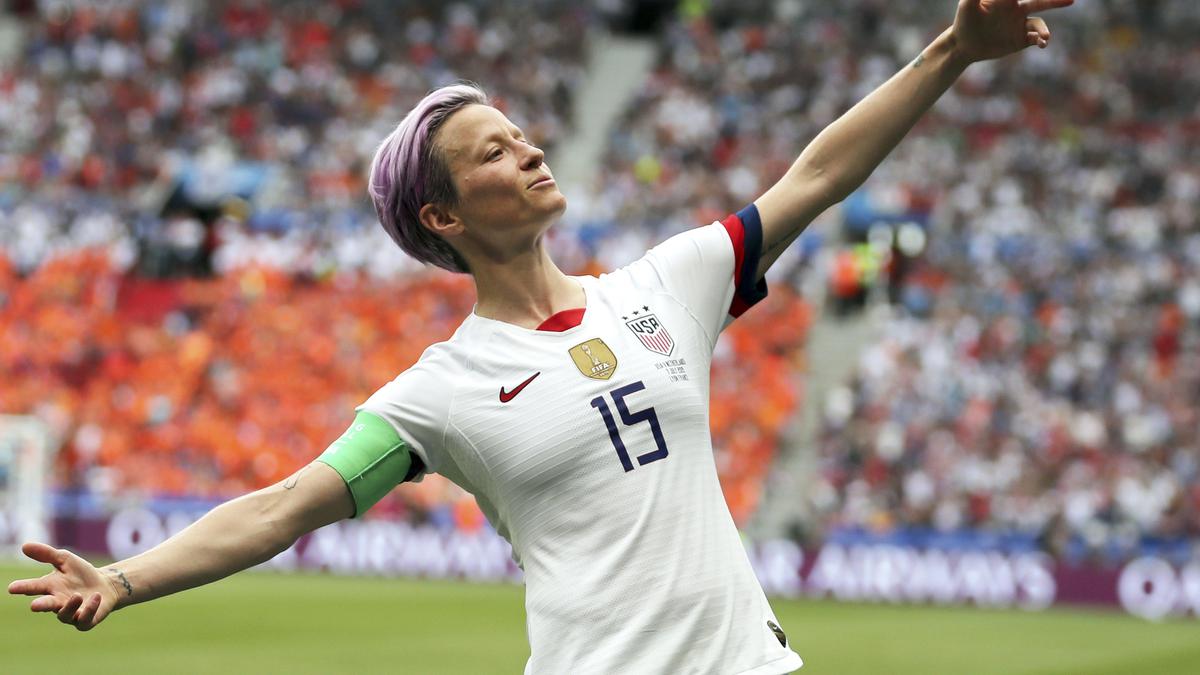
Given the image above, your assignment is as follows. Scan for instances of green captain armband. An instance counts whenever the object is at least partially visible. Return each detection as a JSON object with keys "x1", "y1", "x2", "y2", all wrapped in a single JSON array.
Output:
[{"x1": 316, "y1": 411, "x2": 420, "y2": 518}]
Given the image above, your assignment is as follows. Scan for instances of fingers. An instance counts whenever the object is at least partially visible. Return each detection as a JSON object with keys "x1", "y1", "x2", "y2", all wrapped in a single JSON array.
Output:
[
  {"x1": 31, "y1": 594, "x2": 63, "y2": 612},
  {"x1": 8, "y1": 576, "x2": 51, "y2": 596},
  {"x1": 1026, "y1": 17, "x2": 1050, "y2": 48},
  {"x1": 24, "y1": 585, "x2": 108, "y2": 631},
  {"x1": 72, "y1": 592, "x2": 104, "y2": 631},
  {"x1": 21, "y1": 542, "x2": 67, "y2": 569},
  {"x1": 50, "y1": 592, "x2": 104, "y2": 631},
  {"x1": 1018, "y1": 0, "x2": 1074, "y2": 13},
  {"x1": 1028, "y1": 17, "x2": 1050, "y2": 39},
  {"x1": 57, "y1": 593, "x2": 83, "y2": 624}
]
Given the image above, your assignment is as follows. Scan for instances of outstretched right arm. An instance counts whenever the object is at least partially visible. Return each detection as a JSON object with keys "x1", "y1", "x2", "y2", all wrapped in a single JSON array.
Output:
[{"x1": 7, "y1": 461, "x2": 353, "y2": 631}]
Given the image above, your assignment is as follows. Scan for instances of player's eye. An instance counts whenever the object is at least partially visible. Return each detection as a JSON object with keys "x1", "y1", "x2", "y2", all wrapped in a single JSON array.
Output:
[{"x1": 487, "y1": 148, "x2": 503, "y2": 161}]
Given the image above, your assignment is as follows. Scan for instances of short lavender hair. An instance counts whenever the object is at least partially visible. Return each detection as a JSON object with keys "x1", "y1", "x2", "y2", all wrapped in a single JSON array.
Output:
[{"x1": 369, "y1": 83, "x2": 489, "y2": 273}]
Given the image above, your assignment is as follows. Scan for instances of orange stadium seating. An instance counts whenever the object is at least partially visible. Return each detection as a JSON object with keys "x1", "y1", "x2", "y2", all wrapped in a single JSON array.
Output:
[{"x1": 0, "y1": 249, "x2": 808, "y2": 528}]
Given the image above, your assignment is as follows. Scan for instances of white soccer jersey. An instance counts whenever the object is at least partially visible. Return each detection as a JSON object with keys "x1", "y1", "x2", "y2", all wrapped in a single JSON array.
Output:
[{"x1": 360, "y1": 205, "x2": 803, "y2": 674}]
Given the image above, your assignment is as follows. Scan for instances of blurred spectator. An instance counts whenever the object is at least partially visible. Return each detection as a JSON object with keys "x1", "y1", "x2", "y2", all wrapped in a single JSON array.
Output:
[
  {"x1": 9, "y1": 0, "x2": 1199, "y2": 564},
  {"x1": 0, "y1": 248, "x2": 808, "y2": 528},
  {"x1": 1, "y1": 0, "x2": 589, "y2": 277},
  {"x1": 0, "y1": 1, "x2": 809, "y2": 531},
  {"x1": 798, "y1": 0, "x2": 1200, "y2": 562}
]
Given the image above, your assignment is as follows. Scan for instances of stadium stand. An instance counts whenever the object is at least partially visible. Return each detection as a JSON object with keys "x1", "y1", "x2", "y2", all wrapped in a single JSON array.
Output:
[
  {"x1": 1, "y1": 0, "x2": 588, "y2": 276},
  {"x1": 0, "y1": 1, "x2": 808, "y2": 530},
  {"x1": 5, "y1": 0, "x2": 1196, "y2": 564},
  {"x1": 0, "y1": 249, "x2": 807, "y2": 528},
  {"x1": 575, "y1": 0, "x2": 1200, "y2": 562},
  {"x1": 796, "y1": 0, "x2": 1200, "y2": 563}
]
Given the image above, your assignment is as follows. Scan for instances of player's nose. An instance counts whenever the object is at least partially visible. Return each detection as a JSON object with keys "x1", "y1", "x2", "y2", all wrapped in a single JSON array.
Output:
[{"x1": 520, "y1": 143, "x2": 544, "y2": 170}]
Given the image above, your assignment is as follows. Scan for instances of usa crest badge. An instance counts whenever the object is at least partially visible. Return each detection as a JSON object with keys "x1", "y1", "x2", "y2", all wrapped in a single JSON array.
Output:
[
  {"x1": 626, "y1": 313, "x2": 674, "y2": 357},
  {"x1": 569, "y1": 338, "x2": 618, "y2": 380}
]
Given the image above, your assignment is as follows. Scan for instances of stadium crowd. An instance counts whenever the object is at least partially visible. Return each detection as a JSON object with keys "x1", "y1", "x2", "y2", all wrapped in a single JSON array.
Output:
[
  {"x1": 795, "y1": 0, "x2": 1200, "y2": 562},
  {"x1": 573, "y1": 2, "x2": 956, "y2": 276},
  {"x1": 570, "y1": 0, "x2": 1200, "y2": 561},
  {"x1": 0, "y1": 1, "x2": 808, "y2": 529},
  {"x1": 0, "y1": 249, "x2": 808, "y2": 527},
  {"x1": 1, "y1": 0, "x2": 588, "y2": 277},
  {"x1": 4, "y1": 0, "x2": 1199, "y2": 563}
]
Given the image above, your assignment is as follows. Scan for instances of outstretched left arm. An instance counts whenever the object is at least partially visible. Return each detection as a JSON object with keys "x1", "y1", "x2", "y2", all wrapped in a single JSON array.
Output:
[{"x1": 753, "y1": 0, "x2": 1075, "y2": 278}]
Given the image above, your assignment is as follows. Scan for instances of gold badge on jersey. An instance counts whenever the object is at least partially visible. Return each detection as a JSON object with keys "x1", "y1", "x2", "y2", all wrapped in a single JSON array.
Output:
[{"x1": 568, "y1": 338, "x2": 618, "y2": 380}]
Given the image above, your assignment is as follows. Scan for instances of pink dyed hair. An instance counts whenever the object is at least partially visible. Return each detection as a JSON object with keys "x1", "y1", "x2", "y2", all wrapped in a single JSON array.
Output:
[{"x1": 368, "y1": 83, "x2": 489, "y2": 273}]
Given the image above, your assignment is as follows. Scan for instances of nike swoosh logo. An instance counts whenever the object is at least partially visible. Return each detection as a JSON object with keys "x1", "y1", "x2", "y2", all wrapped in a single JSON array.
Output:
[{"x1": 499, "y1": 372, "x2": 540, "y2": 403}]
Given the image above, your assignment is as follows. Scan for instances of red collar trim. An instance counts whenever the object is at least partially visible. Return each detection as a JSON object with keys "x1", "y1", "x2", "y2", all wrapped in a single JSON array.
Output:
[{"x1": 536, "y1": 307, "x2": 586, "y2": 332}]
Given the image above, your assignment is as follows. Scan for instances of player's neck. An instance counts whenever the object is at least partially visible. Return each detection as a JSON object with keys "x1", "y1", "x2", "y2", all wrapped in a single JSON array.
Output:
[{"x1": 470, "y1": 248, "x2": 584, "y2": 330}]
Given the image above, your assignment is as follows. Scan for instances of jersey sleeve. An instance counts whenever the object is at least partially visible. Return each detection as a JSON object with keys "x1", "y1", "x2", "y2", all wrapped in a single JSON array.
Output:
[
  {"x1": 354, "y1": 351, "x2": 455, "y2": 486},
  {"x1": 616, "y1": 203, "x2": 768, "y2": 345}
]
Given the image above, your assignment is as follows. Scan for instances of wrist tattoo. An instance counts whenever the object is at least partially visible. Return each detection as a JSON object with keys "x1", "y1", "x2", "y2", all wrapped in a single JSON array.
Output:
[
  {"x1": 912, "y1": 53, "x2": 926, "y2": 69},
  {"x1": 107, "y1": 567, "x2": 133, "y2": 596}
]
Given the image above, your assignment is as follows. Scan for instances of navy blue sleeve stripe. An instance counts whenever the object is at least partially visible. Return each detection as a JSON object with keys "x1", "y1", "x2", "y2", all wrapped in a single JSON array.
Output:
[
  {"x1": 734, "y1": 203, "x2": 769, "y2": 310},
  {"x1": 403, "y1": 453, "x2": 426, "y2": 482}
]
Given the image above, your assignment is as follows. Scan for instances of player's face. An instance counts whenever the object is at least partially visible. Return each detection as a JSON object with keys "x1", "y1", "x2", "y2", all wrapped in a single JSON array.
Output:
[{"x1": 435, "y1": 104, "x2": 567, "y2": 246}]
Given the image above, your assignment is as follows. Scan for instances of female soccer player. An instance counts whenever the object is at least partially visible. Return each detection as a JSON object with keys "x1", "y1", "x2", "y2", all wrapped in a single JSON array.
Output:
[{"x1": 10, "y1": 1, "x2": 1073, "y2": 672}]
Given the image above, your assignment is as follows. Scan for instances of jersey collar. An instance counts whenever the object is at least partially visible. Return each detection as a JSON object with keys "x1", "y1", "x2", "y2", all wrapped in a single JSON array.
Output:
[
  {"x1": 467, "y1": 276, "x2": 591, "y2": 335},
  {"x1": 536, "y1": 307, "x2": 585, "y2": 332}
]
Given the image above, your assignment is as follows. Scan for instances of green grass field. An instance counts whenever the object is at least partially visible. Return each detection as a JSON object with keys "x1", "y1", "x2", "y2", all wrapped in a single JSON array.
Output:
[{"x1": 3, "y1": 563, "x2": 1198, "y2": 674}]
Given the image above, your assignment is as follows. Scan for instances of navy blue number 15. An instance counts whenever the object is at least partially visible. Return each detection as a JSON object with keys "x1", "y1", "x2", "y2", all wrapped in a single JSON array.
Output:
[{"x1": 589, "y1": 380, "x2": 669, "y2": 472}]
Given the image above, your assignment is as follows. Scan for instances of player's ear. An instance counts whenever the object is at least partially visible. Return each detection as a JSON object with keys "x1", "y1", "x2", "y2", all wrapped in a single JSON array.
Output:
[{"x1": 418, "y1": 203, "x2": 465, "y2": 240}]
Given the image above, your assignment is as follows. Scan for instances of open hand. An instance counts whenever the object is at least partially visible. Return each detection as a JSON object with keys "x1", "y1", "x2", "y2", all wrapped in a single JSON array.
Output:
[
  {"x1": 7, "y1": 542, "x2": 121, "y2": 632},
  {"x1": 952, "y1": 0, "x2": 1076, "y2": 63}
]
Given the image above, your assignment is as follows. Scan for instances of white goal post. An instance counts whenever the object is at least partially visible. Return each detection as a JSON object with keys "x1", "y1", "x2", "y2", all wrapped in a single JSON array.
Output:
[{"x1": 0, "y1": 415, "x2": 55, "y2": 555}]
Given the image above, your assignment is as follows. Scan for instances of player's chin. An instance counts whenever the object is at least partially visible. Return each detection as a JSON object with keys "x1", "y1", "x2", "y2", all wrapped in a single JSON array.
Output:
[{"x1": 532, "y1": 190, "x2": 568, "y2": 218}]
